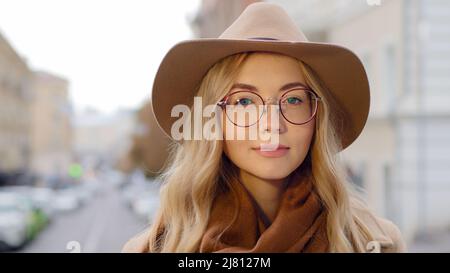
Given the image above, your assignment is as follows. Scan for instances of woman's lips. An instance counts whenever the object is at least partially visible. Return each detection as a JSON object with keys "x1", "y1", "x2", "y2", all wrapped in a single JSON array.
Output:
[{"x1": 251, "y1": 144, "x2": 290, "y2": 158}]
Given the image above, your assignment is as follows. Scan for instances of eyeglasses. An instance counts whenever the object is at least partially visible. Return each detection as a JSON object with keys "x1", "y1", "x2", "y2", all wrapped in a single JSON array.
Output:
[{"x1": 217, "y1": 88, "x2": 322, "y2": 127}]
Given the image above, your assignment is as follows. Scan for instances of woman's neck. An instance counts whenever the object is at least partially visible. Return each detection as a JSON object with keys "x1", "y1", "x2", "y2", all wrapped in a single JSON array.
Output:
[{"x1": 239, "y1": 170, "x2": 289, "y2": 223}]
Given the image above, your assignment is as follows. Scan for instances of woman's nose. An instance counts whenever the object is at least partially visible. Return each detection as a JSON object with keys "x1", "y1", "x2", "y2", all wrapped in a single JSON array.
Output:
[{"x1": 259, "y1": 103, "x2": 287, "y2": 134}]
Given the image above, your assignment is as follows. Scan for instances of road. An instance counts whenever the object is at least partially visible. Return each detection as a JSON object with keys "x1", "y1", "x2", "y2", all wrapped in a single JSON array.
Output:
[{"x1": 18, "y1": 183, "x2": 148, "y2": 253}]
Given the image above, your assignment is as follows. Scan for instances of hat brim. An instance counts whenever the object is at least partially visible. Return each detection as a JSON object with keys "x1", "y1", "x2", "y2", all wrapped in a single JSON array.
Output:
[{"x1": 151, "y1": 38, "x2": 370, "y2": 151}]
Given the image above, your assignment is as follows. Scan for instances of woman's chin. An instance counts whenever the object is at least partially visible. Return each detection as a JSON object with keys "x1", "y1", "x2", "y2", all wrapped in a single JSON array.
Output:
[{"x1": 247, "y1": 165, "x2": 294, "y2": 181}]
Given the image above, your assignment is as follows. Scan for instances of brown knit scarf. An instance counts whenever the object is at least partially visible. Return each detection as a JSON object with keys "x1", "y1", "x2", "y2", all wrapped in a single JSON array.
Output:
[{"x1": 199, "y1": 173, "x2": 329, "y2": 253}]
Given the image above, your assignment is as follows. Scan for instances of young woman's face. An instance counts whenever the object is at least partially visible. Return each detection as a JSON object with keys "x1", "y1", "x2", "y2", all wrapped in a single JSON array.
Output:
[{"x1": 222, "y1": 53, "x2": 316, "y2": 180}]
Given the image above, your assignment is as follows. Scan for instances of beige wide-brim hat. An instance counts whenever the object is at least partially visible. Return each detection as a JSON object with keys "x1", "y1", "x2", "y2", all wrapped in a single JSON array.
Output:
[{"x1": 152, "y1": 2, "x2": 370, "y2": 151}]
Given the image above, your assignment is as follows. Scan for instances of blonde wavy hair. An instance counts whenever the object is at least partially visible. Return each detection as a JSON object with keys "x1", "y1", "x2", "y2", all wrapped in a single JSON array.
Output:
[{"x1": 147, "y1": 52, "x2": 378, "y2": 252}]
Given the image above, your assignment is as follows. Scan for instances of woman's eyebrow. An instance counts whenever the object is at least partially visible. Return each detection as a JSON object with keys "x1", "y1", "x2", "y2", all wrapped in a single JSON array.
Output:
[{"x1": 230, "y1": 82, "x2": 309, "y2": 92}]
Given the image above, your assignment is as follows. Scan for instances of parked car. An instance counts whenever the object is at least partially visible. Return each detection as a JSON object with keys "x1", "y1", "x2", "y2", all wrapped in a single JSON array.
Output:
[
  {"x1": 121, "y1": 183, "x2": 150, "y2": 207},
  {"x1": 0, "y1": 192, "x2": 48, "y2": 251},
  {"x1": 53, "y1": 188, "x2": 82, "y2": 213},
  {"x1": 29, "y1": 187, "x2": 56, "y2": 219},
  {"x1": 75, "y1": 181, "x2": 101, "y2": 203},
  {"x1": 101, "y1": 170, "x2": 125, "y2": 188},
  {"x1": 121, "y1": 175, "x2": 160, "y2": 207},
  {"x1": 131, "y1": 191, "x2": 160, "y2": 223},
  {"x1": 0, "y1": 186, "x2": 56, "y2": 220}
]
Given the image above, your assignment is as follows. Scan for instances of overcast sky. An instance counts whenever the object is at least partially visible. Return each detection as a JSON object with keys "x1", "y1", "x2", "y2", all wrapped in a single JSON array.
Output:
[{"x1": 0, "y1": 0, "x2": 200, "y2": 114}]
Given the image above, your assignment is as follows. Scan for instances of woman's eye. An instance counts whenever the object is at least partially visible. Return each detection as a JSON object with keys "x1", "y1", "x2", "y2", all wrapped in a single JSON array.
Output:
[
  {"x1": 236, "y1": 98, "x2": 253, "y2": 106},
  {"x1": 285, "y1": 97, "x2": 302, "y2": 105}
]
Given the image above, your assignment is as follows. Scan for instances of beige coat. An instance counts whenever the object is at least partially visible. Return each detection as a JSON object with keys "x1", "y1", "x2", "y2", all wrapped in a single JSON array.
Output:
[{"x1": 121, "y1": 210, "x2": 407, "y2": 253}]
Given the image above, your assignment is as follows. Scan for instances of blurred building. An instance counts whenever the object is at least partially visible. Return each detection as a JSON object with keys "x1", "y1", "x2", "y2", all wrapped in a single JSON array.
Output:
[
  {"x1": 0, "y1": 32, "x2": 33, "y2": 184},
  {"x1": 30, "y1": 71, "x2": 73, "y2": 182},
  {"x1": 192, "y1": 0, "x2": 450, "y2": 242},
  {"x1": 74, "y1": 107, "x2": 136, "y2": 170},
  {"x1": 191, "y1": 0, "x2": 261, "y2": 38},
  {"x1": 118, "y1": 101, "x2": 171, "y2": 177}
]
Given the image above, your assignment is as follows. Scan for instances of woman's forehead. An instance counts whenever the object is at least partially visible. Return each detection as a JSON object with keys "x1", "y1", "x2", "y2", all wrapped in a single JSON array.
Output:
[
  {"x1": 233, "y1": 52, "x2": 307, "y2": 92},
  {"x1": 229, "y1": 81, "x2": 309, "y2": 93}
]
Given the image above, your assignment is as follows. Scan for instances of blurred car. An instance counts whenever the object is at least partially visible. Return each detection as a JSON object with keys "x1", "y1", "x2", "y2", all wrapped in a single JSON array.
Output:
[
  {"x1": 0, "y1": 192, "x2": 48, "y2": 251},
  {"x1": 130, "y1": 189, "x2": 160, "y2": 223},
  {"x1": 75, "y1": 180, "x2": 101, "y2": 202},
  {"x1": 53, "y1": 188, "x2": 82, "y2": 213},
  {"x1": 101, "y1": 170, "x2": 125, "y2": 188},
  {"x1": 120, "y1": 175, "x2": 160, "y2": 207},
  {"x1": 0, "y1": 186, "x2": 56, "y2": 220},
  {"x1": 30, "y1": 187, "x2": 56, "y2": 219},
  {"x1": 121, "y1": 183, "x2": 149, "y2": 207}
]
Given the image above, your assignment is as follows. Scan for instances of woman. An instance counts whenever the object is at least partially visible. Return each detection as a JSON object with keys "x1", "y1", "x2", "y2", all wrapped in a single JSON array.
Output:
[{"x1": 122, "y1": 2, "x2": 406, "y2": 253}]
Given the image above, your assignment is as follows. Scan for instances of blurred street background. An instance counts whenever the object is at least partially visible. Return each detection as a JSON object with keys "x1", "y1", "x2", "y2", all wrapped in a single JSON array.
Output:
[{"x1": 0, "y1": 0, "x2": 449, "y2": 252}]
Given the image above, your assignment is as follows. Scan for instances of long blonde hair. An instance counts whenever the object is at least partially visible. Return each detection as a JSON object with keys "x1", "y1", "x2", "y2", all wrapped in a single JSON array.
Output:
[{"x1": 148, "y1": 51, "x2": 378, "y2": 252}]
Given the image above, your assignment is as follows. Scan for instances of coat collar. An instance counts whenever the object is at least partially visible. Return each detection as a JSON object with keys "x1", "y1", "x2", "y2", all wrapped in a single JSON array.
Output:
[{"x1": 354, "y1": 209, "x2": 395, "y2": 253}]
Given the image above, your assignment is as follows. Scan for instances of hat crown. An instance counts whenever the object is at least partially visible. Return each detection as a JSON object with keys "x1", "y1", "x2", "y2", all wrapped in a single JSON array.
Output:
[{"x1": 219, "y1": 2, "x2": 308, "y2": 42}]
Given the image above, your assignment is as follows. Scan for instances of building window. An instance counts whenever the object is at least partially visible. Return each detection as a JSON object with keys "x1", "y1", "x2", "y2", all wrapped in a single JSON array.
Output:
[
  {"x1": 346, "y1": 161, "x2": 366, "y2": 192},
  {"x1": 383, "y1": 43, "x2": 397, "y2": 113},
  {"x1": 361, "y1": 53, "x2": 373, "y2": 90},
  {"x1": 384, "y1": 163, "x2": 397, "y2": 221}
]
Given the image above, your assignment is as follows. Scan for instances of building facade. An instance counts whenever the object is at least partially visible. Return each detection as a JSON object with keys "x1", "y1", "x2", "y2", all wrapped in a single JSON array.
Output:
[
  {"x1": 1, "y1": 31, "x2": 74, "y2": 186},
  {"x1": 74, "y1": 108, "x2": 136, "y2": 170},
  {"x1": 190, "y1": 0, "x2": 262, "y2": 38},
  {"x1": 30, "y1": 71, "x2": 73, "y2": 182},
  {"x1": 0, "y1": 32, "x2": 32, "y2": 183},
  {"x1": 118, "y1": 101, "x2": 171, "y2": 176}
]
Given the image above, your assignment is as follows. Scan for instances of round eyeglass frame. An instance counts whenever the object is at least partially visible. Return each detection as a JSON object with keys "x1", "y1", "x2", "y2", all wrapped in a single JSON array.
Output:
[{"x1": 216, "y1": 88, "x2": 322, "y2": 127}]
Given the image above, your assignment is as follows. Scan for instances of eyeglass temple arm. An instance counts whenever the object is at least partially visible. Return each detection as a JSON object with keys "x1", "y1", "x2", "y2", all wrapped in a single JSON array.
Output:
[{"x1": 217, "y1": 101, "x2": 226, "y2": 106}]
